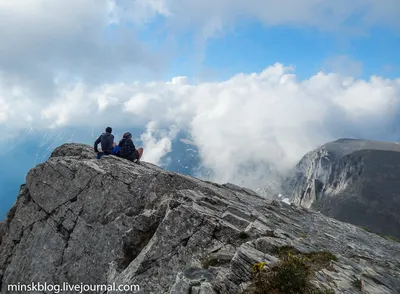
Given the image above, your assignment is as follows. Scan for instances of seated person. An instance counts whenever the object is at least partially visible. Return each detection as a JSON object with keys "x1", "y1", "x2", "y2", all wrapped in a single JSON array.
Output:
[
  {"x1": 94, "y1": 127, "x2": 115, "y2": 157},
  {"x1": 118, "y1": 132, "x2": 143, "y2": 162}
]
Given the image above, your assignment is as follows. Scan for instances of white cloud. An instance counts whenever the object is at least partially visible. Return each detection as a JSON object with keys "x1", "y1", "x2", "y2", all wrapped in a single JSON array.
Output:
[
  {"x1": 139, "y1": 0, "x2": 400, "y2": 38},
  {"x1": 140, "y1": 121, "x2": 179, "y2": 165},
  {"x1": 0, "y1": 98, "x2": 9, "y2": 123},
  {"x1": 1, "y1": 63, "x2": 400, "y2": 189},
  {"x1": 0, "y1": 0, "x2": 398, "y2": 93},
  {"x1": 0, "y1": 0, "x2": 165, "y2": 98},
  {"x1": 323, "y1": 55, "x2": 364, "y2": 77}
]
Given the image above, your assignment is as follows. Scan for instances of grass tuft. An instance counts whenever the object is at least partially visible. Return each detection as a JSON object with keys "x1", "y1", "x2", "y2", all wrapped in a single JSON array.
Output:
[{"x1": 246, "y1": 246, "x2": 337, "y2": 294}]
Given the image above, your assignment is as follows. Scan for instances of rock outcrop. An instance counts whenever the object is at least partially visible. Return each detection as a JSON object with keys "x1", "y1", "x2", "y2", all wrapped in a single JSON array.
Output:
[
  {"x1": 1, "y1": 143, "x2": 400, "y2": 293},
  {"x1": 283, "y1": 138, "x2": 400, "y2": 239}
]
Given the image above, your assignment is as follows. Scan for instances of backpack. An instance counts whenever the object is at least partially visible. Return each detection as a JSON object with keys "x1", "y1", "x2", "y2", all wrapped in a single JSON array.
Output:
[{"x1": 112, "y1": 145, "x2": 120, "y2": 156}]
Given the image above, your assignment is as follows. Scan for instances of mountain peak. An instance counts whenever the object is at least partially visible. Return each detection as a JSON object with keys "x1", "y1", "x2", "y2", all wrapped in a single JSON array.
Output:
[{"x1": 284, "y1": 138, "x2": 400, "y2": 241}]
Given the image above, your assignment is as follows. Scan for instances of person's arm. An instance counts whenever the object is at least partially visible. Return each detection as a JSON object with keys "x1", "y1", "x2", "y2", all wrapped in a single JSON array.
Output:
[{"x1": 94, "y1": 135, "x2": 102, "y2": 152}]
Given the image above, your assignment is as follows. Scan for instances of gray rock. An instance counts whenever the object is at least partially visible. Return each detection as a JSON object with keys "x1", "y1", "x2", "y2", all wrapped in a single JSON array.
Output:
[
  {"x1": 0, "y1": 221, "x2": 6, "y2": 245},
  {"x1": 283, "y1": 138, "x2": 400, "y2": 239},
  {"x1": 0, "y1": 143, "x2": 400, "y2": 293}
]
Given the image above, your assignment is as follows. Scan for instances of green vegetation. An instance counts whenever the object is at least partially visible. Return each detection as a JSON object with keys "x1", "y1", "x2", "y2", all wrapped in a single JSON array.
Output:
[
  {"x1": 252, "y1": 262, "x2": 266, "y2": 274},
  {"x1": 383, "y1": 235, "x2": 400, "y2": 243},
  {"x1": 360, "y1": 226, "x2": 373, "y2": 233},
  {"x1": 247, "y1": 246, "x2": 337, "y2": 294}
]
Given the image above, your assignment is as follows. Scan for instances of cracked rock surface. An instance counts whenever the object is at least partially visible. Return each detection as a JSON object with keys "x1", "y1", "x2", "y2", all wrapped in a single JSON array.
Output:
[{"x1": 1, "y1": 143, "x2": 400, "y2": 293}]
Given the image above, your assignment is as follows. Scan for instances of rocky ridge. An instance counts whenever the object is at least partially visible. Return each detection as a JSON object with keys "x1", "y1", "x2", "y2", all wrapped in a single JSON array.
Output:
[{"x1": 0, "y1": 143, "x2": 400, "y2": 293}]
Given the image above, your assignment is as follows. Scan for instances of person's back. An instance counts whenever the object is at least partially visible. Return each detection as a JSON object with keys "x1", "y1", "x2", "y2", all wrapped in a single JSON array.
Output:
[
  {"x1": 94, "y1": 127, "x2": 115, "y2": 155},
  {"x1": 118, "y1": 132, "x2": 142, "y2": 162},
  {"x1": 118, "y1": 132, "x2": 136, "y2": 158}
]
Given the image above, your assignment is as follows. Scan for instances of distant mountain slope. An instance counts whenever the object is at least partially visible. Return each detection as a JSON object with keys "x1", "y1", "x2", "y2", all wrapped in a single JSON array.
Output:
[{"x1": 282, "y1": 138, "x2": 400, "y2": 239}]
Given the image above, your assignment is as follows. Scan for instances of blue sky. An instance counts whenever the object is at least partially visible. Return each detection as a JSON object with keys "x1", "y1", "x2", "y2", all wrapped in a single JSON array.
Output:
[
  {"x1": 0, "y1": 1, "x2": 400, "y2": 219},
  {"x1": 131, "y1": 2, "x2": 400, "y2": 81},
  {"x1": 205, "y1": 24, "x2": 399, "y2": 80},
  {"x1": 158, "y1": 20, "x2": 399, "y2": 81}
]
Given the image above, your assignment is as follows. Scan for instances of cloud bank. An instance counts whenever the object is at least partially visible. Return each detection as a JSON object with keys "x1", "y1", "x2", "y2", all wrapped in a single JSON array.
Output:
[
  {"x1": 1, "y1": 0, "x2": 399, "y2": 189},
  {"x1": 2, "y1": 63, "x2": 400, "y2": 188},
  {"x1": 1, "y1": 0, "x2": 399, "y2": 92},
  {"x1": 151, "y1": 0, "x2": 400, "y2": 38}
]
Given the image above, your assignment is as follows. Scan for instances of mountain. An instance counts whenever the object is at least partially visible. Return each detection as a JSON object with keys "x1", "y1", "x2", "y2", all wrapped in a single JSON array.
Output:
[
  {"x1": 1, "y1": 143, "x2": 400, "y2": 293},
  {"x1": 282, "y1": 138, "x2": 400, "y2": 239}
]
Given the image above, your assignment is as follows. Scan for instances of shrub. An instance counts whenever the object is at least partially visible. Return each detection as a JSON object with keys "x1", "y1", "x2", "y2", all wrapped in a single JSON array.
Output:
[
  {"x1": 252, "y1": 262, "x2": 266, "y2": 274},
  {"x1": 247, "y1": 246, "x2": 337, "y2": 294}
]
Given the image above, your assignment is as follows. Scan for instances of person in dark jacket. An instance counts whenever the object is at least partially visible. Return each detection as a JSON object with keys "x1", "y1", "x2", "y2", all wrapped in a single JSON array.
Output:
[
  {"x1": 118, "y1": 132, "x2": 143, "y2": 162},
  {"x1": 94, "y1": 127, "x2": 115, "y2": 156}
]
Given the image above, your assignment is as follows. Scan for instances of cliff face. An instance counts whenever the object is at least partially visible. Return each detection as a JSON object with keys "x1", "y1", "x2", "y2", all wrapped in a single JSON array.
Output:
[
  {"x1": 1, "y1": 143, "x2": 400, "y2": 293},
  {"x1": 285, "y1": 139, "x2": 400, "y2": 239}
]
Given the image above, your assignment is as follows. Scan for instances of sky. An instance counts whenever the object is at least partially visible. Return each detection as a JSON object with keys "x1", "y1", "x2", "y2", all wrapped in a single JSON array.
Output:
[{"x1": 1, "y1": 0, "x2": 400, "y2": 218}]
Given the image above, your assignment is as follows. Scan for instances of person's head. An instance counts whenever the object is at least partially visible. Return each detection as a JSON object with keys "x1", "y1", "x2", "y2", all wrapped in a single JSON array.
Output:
[
  {"x1": 123, "y1": 132, "x2": 132, "y2": 139},
  {"x1": 105, "y1": 127, "x2": 112, "y2": 133}
]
